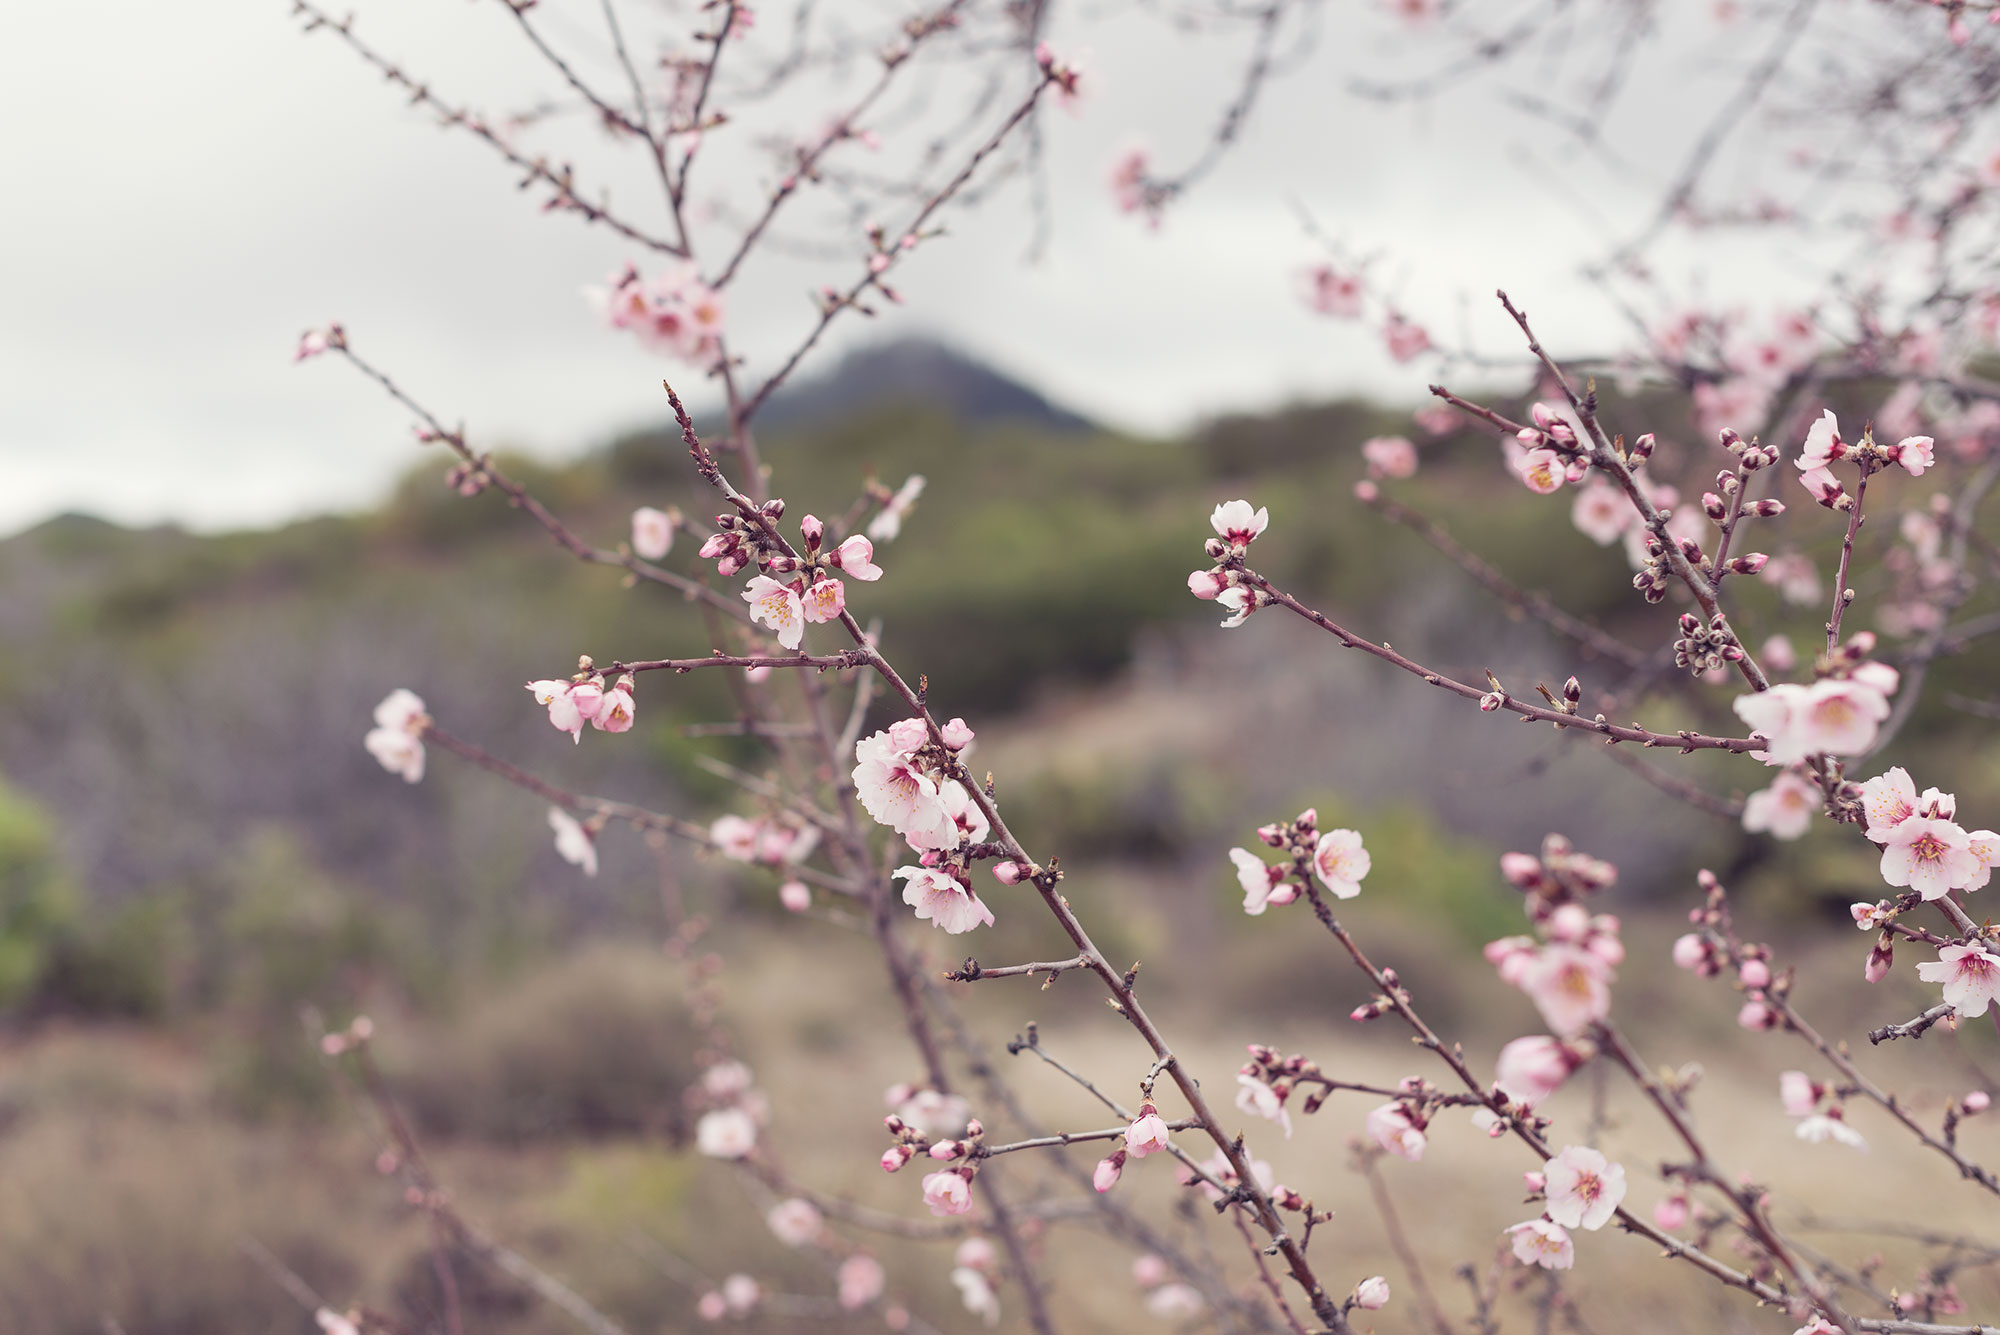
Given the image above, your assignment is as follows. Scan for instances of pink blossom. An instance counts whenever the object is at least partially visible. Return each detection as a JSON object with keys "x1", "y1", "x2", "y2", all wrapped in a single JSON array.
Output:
[
  {"x1": 1486, "y1": 935, "x2": 1539, "y2": 986},
  {"x1": 548, "y1": 807, "x2": 598, "y2": 877},
  {"x1": 1304, "y1": 264, "x2": 1364, "y2": 318},
  {"x1": 1880, "y1": 816, "x2": 1980, "y2": 899},
  {"x1": 853, "y1": 730, "x2": 956, "y2": 848},
  {"x1": 1964, "y1": 830, "x2": 1999, "y2": 891},
  {"x1": 1132, "y1": 1255, "x2": 1170, "y2": 1288},
  {"x1": 1506, "y1": 1218, "x2": 1574, "y2": 1270},
  {"x1": 991, "y1": 860, "x2": 1027, "y2": 886},
  {"x1": 1966, "y1": 1091, "x2": 1992, "y2": 1114},
  {"x1": 1109, "y1": 144, "x2": 1152, "y2": 216},
  {"x1": 1742, "y1": 771, "x2": 1818, "y2": 840},
  {"x1": 1145, "y1": 1285, "x2": 1205, "y2": 1319},
  {"x1": 765, "y1": 1198, "x2": 820, "y2": 1247},
  {"x1": 720, "y1": 1274, "x2": 759, "y2": 1316},
  {"x1": 527, "y1": 679, "x2": 589, "y2": 742},
  {"x1": 701, "y1": 1060, "x2": 754, "y2": 1099},
  {"x1": 1795, "y1": 1110, "x2": 1867, "y2": 1150},
  {"x1": 1570, "y1": 479, "x2": 1631, "y2": 545},
  {"x1": 1235, "y1": 1074, "x2": 1292, "y2": 1138},
  {"x1": 594, "y1": 684, "x2": 636, "y2": 733},
  {"x1": 1798, "y1": 409, "x2": 1847, "y2": 470},
  {"x1": 696, "y1": 1107, "x2": 757, "y2": 1158},
  {"x1": 921, "y1": 1169, "x2": 974, "y2": 1216},
  {"x1": 1494, "y1": 1036, "x2": 1578, "y2": 1108},
  {"x1": 887, "y1": 718, "x2": 929, "y2": 754},
  {"x1": 1231, "y1": 847, "x2": 1294, "y2": 916},
  {"x1": 1382, "y1": 311, "x2": 1432, "y2": 362},
  {"x1": 1352, "y1": 1276, "x2": 1391, "y2": 1310},
  {"x1": 1543, "y1": 1145, "x2": 1626, "y2": 1230},
  {"x1": 364, "y1": 689, "x2": 428, "y2": 782},
  {"x1": 1520, "y1": 945, "x2": 1612, "y2": 1038},
  {"x1": 1188, "y1": 569, "x2": 1228, "y2": 600},
  {"x1": 711, "y1": 814, "x2": 761, "y2": 861},
  {"x1": 939, "y1": 717, "x2": 975, "y2": 750},
  {"x1": 1917, "y1": 944, "x2": 2000, "y2": 1018},
  {"x1": 1093, "y1": 1151, "x2": 1125, "y2": 1192},
  {"x1": 896, "y1": 866, "x2": 995, "y2": 934},
  {"x1": 1861, "y1": 767, "x2": 1919, "y2": 841},
  {"x1": 631, "y1": 507, "x2": 673, "y2": 560},
  {"x1": 1210, "y1": 499, "x2": 1269, "y2": 546},
  {"x1": 743, "y1": 576, "x2": 806, "y2": 649},
  {"x1": 952, "y1": 1267, "x2": 1000, "y2": 1325},
  {"x1": 1125, "y1": 1108, "x2": 1173, "y2": 1158},
  {"x1": 1780, "y1": 1070, "x2": 1817, "y2": 1117},
  {"x1": 1890, "y1": 435, "x2": 1936, "y2": 476},
  {"x1": 1762, "y1": 634, "x2": 1797, "y2": 672},
  {"x1": 867, "y1": 475, "x2": 926, "y2": 542},
  {"x1": 778, "y1": 880, "x2": 811, "y2": 912},
  {"x1": 1671, "y1": 933, "x2": 1709, "y2": 972},
  {"x1": 828, "y1": 534, "x2": 883, "y2": 580},
  {"x1": 1311, "y1": 828, "x2": 1370, "y2": 899},
  {"x1": 1799, "y1": 465, "x2": 1845, "y2": 508},
  {"x1": 296, "y1": 328, "x2": 331, "y2": 361},
  {"x1": 802, "y1": 578, "x2": 846, "y2": 623},
  {"x1": 1654, "y1": 1192, "x2": 1690, "y2": 1231},
  {"x1": 1215, "y1": 585, "x2": 1263, "y2": 627},
  {"x1": 1364, "y1": 1102, "x2": 1426, "y2": 1160},
  {"x1": 838, "y1": 1255, "x2": 885, "y2": 1310},
  {"x1": 956, "y1": 1237, "x2": 997, "y2": 1273},
  {"x1": 1733, "y1": 680, "x2": 1891, "y2": 765},
  {"x1": 1361, "y1": 435, "x2": 1418, "y2": 479},
  {"x1": 695, "y1": 1291, "x2": 726, "y2": 1322},
  {"x1": 1515, "y1": 448, "x2": 1565, "y2": 495}
]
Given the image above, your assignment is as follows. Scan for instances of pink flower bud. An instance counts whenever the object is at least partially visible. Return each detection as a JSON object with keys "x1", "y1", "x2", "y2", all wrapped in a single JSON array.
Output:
[
  {"x1": 1546, "y1": 903, "x2": 1590, "y2": 942},
  {"x1": 1094, "y1": 1150, "x2": 1126, "y2": 1192},
  {"x1": 881, "y1": 1145, "x2": 914, "y2": 1173},
  {"x1": 830, "y1": 534, "x2": 883, "y2": 580},
  {"x1": 887, "y1": 717, "x2": 928, "y2": 755},
  {"x1": 1352, "y1": 1277, "x2": 1392, "y2": 1311},
  {"x1": 1499, "y1": 852, "x2": 1545, "y2": 890},
  {"x1": 1964, "y1": 1091, "x2": 1991, "y2": 1115},
  {"x1": 940, "y1": 717, "x2": 975, "y2": 750},
  {"x1": 1739, "y1": 958, "x2": 1771, "y2": 989},
  {"x1": 697, "y1": 1291, "x2": 728, "y2": 1322},
  {"x1": 1523, "y1": 1170, "x2": 1546, "y2": 1192},
  {"x1": 929, "y1": 1140, "x2": 962, "y2": 1160},
  {"x1": 991, "y1": 861, "x2": 1026, "y2": 886},
  {"x1": 1654, "y1": 1192, "x2": 1690, "y2": 1232},
  {"x1": 779, "y1": 880, "x2": 811, "y2": 912},
  {"x1": 1737, "y1": 996, "x2": 1775, "y2": 1030},
  {"x1": 1188, "y1": 569, "x2": 1227, "y2": 600},
  {"x1": 1671, "y1": 933, "x2": 1707, "y2": 971},
  {"x1": 799, "y1": 514, "x2": 824, "y2": 549},
  {"x1": 1132, "y1": 1255, "x2": 1170, "y2": 1288}
]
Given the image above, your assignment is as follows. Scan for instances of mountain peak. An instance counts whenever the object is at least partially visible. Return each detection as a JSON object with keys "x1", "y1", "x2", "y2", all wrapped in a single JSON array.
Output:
[{"x1": 751, "y1": 336, "x2": 1095, "y2": 435}]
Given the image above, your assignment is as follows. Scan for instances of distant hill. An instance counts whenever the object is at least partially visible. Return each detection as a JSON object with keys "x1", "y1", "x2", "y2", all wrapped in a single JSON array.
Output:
[{"x1": 724, "y1": 336, "x2": 1098, "y2": 435}]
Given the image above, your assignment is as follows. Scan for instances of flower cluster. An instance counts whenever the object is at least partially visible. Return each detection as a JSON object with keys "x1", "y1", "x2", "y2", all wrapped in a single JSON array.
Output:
[
  {"x1": 527, "y1": 668, "x2": 637, "y2": 743},
  {"x1": 1189, "y1": 498, "x2": 1272, "y2": 627},
  {"x1": 710, "y1": 812, "x2": 820, "y2": 868},
  {"x1": 1732, "y1": 634, "x2": 1899, "y2": 765},
  {"x1": 1795, "y1": 408, "x2": 1934, "y2": 508},
  {"x1": 591, "y1": 263, "x2": 726, "y2": 366},
  {"x1": 1859, "y1": 767, "x2": 1997, "y2": 900},
  {"x1": 692, "y1": 1060, "x2": 770, "y2": 1160},
  {"x1": 699, "y1": 508, "x2": 883, "y2": 650},
  {"x1": 849, "y1": 718, "x2": 997, "y2": 932},
  {"x1": 1482, "y1": 837, "x2": 1623, "y2": 1037},
  {"x1": 877, "y1": 1084, "x2": 984, "y2": 1215},
  {"x1": 363, "y1": 688, "x2": 428, "y2": 783},
  {"x1": 1778, "y1": 1069, "x2": 1867, "y2": 1150},
  {"x1": 1507, "y1": 1144, "x2": 1628, "y2": 1270},
  {"x1": 1226, "y1": 807, "x2": 1370, "y2": 916}
]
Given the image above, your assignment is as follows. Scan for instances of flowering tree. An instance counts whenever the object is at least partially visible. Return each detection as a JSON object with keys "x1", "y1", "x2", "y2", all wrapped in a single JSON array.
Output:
[{"x1": 292, "y1": 2, "x2": 2000, "y2": 1333}]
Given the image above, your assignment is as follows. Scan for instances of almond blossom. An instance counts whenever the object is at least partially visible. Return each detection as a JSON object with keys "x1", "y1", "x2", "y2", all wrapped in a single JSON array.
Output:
[
  {"x1": 1351, "y1": 1277, "x2": 1391, "y2": 1311},
  {"x1": 853, "y1": 728, "x2": 957, "y2": 849},
  {"x1": 1125, "y1": 1107, "x2": 1172, "y2": 1158},
  {"x1": 696, "y1": 1107, "x2": 758, "y2": 1159},
  {"x1": 837, "y1": 1255, "x2": 885, "y2": 1310},
  {"x1": 1506, "y1": 1218, "x2": 1574, "y2": 1270},
  {"x1": 1916, "y1": 944, "x2": 2000, "y2": 1018},
  {"x1": 1234, "y1": 1074, "x2": 1292, "y2": 1138},
  {"x1": 921, "y1": 1169, "x2": 974, "y2": 1216},
  {"x1": 1304, "y1": 264, "x2": 1364, "y2": 318},
  {"x1": 1215, "y1": 585, "x2": 1265, "y2": 627},
  {"x1": 766, "y1": 1198, "x2": 821, "y2": 1247},
  {"x1": 1364, "y1": 1102, "x2": 1426, "y2": 1160},
  {"x1": 1795, "y1": 1110, "x2": 1867, "y2": 1150},
  {"x1": 1861, "y1": 766, "x2": 1919, "y2": 840},
  {"x1": 827, "y1": 534, "x2": 883, "y2": 581},
  {"x1": 527, "y1": 679, "x2": 590, "y2": 742},
  {"x1": 631, "y1": 506, "x2": 673, "y2": 560},
  {"x1": 364, "y1": 688, "x2": 428, "y2": 783},
  {"x1": 1494, "y1": 1036, "x2": 1581, "y2": 1108},
  {"x1": 1515, "y1": 447, "x2": 1565, "y2": 495},
  {"x1": 1542, "y1": 1145, "x2": 1626, "y2": 1230},
  {"x1": 1311, "y1": 828, "x2": 1370, "y2": 899},
  {"x1": 896, "y1": 866, "x2": 995, "y2": 933},
  {"x1": 802, "y1": 578, "x2": 846, "y2": 623},
  {"x1": 1210, "y1": 499, "x2": 1269, "y2": 547},
  {"x1": 1361, "y1": 435, "x2": 1418, "y2": 479},
  {"x1": 1382, "y1": 311, "x2": 1432, "y2": 362},
  {"x1": 743, "y1": 575, "x2": 806, "y2": 649},
  {"x1": 548, "y1": 807, "x2": 598, "y2": 877},
  {"x1": 595, "y1": 683, "x2": 635, "y2": 733},
  {"x1": 1570, "y1": 478, "x2": 1631, "y2": 545},
  {"x1": 1797, "y1": 408, "x2": 1847, "y2": 470},
  {"x1": 1230, "y1": 847, "x2": 1295, "y2": 916},
  {"x1": 1519, "y1": 944, "x2": 1613, "y2": 1038},
  {"x1": 1742, "y1": 771, "x2": 1820, "y2": 840},
  {"x1": 952, "y1": 1267, "x2": 1000, "y2": 1326},
  {"x1": 1733, "y1": 678, "x2": 1893, "y2": 765},
  {"x1": 1880, "y1": 815, "x2": 1980, "y2": 899},
  {"x1": 867, "y1": 475, "x2": 926, "y2": 542},
  {"x1": 1780, "y1": 1070, "x2": 1818, "y2": 1117}
]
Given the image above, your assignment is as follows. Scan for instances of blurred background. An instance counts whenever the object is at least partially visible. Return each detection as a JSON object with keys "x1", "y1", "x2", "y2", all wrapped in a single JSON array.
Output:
[{"x1": 3, "y1": 2, "x2": 1998, "y2": 1332}]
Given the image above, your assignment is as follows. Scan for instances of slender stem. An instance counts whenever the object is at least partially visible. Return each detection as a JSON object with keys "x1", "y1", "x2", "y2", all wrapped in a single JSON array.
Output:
[{"x1": 1827, "y1": 468, "x2": 1872, "y2": 654}]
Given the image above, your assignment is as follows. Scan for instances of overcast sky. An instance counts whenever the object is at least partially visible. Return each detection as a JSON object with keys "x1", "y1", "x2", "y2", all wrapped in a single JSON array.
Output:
[{"x1": 0, "y1": 1, "x2": 1853, "y2": 537}]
